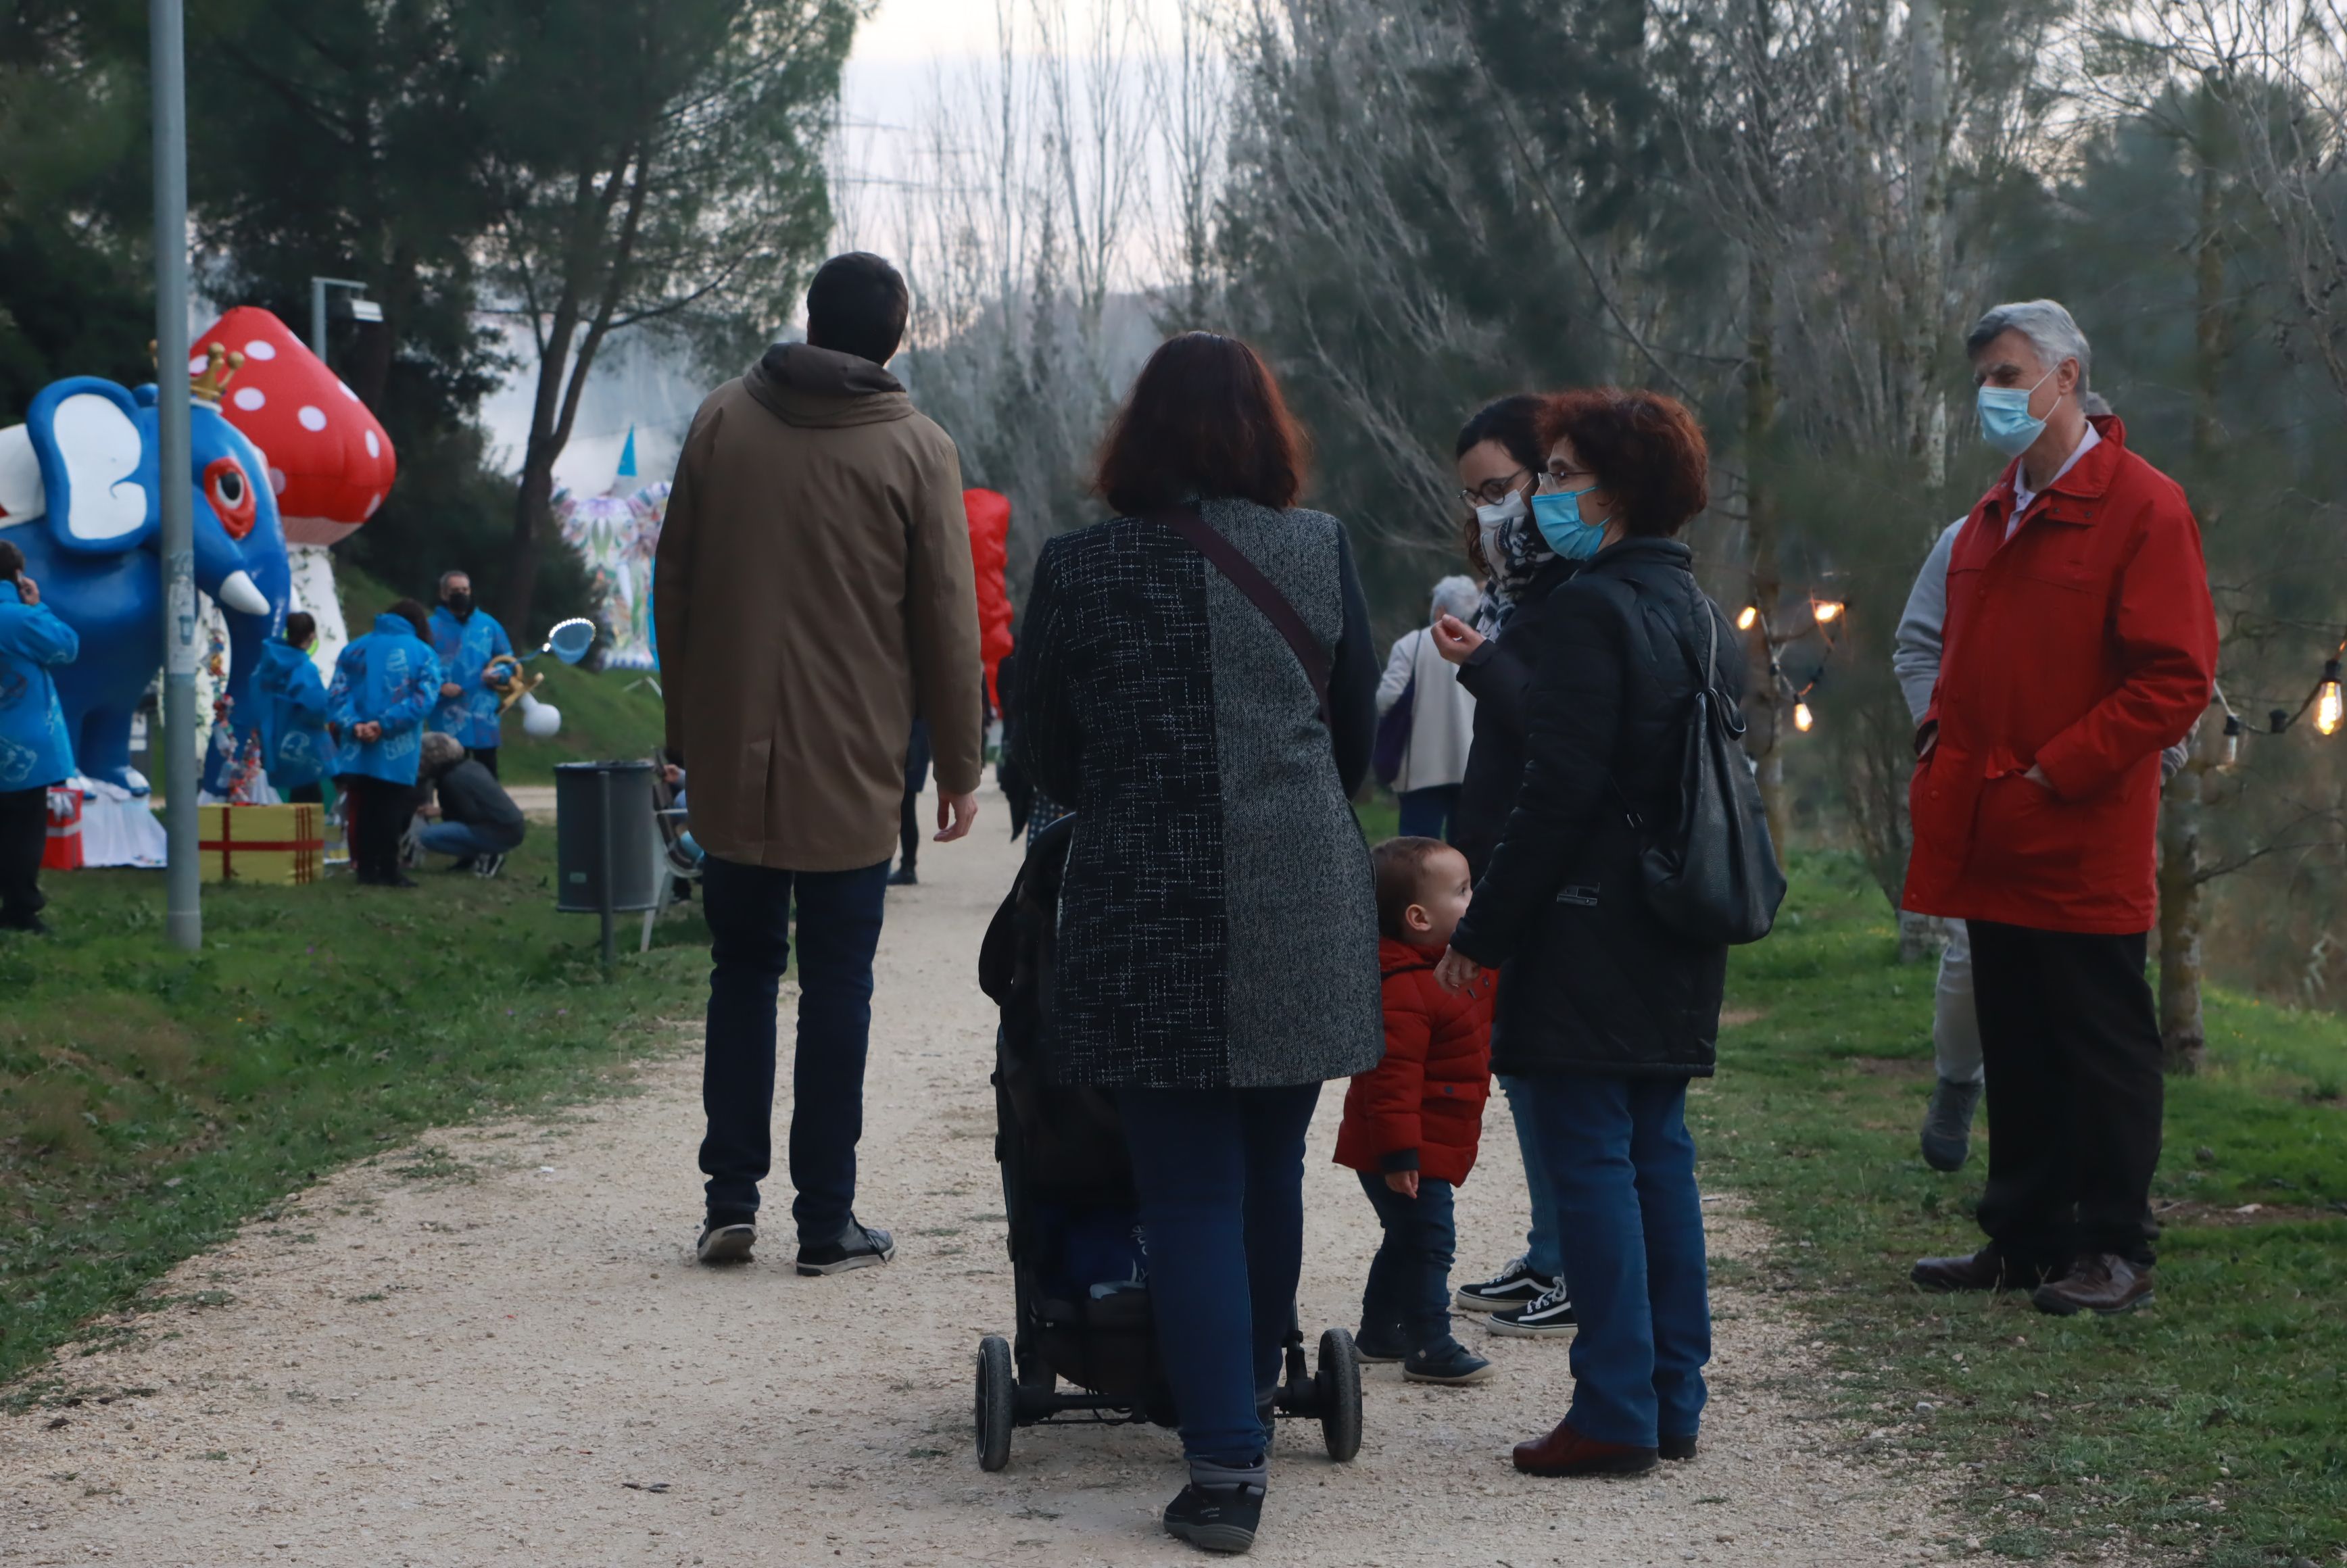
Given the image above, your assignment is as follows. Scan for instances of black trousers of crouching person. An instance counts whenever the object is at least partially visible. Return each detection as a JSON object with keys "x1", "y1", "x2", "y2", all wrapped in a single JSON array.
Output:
[{"x1": 1968, "y1": 921, "x2": 2164, "y2": 1273}]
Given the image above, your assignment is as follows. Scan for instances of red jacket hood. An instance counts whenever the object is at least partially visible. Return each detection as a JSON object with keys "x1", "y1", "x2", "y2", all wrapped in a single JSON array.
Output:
[{"x1": 1379, "y1": 935, "x2": 1445, "y2": 977}]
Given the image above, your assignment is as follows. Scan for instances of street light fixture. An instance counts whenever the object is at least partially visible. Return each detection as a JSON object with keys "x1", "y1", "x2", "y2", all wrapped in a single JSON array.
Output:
[{"x1": 309, "y1": 276, "x2": 381, "y2": 364}]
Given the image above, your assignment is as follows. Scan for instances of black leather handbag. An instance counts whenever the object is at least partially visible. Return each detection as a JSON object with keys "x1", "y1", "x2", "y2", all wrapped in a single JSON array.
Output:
[{"x1": 1632, "y1": 581, "x2": 1786, "y2": 946}]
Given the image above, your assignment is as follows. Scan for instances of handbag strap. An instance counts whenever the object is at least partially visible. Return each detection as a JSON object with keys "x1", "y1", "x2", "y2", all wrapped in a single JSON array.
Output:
[{"x1": 1149, "y1": 504, "x2": 1334, "y2": 727}]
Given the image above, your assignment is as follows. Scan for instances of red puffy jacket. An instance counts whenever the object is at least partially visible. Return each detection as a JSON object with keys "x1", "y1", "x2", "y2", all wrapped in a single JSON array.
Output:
[
  {"x1": 1335, "y1": 939, "x2": 1495, "y2": 1185},
  {"x1": 1904, "y1": 417, "x2": 2217, "y2": 934}
]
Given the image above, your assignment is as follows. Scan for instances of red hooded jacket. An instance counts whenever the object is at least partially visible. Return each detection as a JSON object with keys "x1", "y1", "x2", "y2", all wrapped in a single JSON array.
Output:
[
  {"x1": 1335, "y1": 938, "x2": 1494, "y2": 1185},
  {"x1": 1903, "y1": 416, "x2": 2217, "y2": 934}
]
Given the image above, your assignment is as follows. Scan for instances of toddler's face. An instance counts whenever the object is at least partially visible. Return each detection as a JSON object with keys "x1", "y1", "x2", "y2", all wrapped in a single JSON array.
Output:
[{"x1": 1405, "y1": 846, "x2": 1474, "y2": 948}]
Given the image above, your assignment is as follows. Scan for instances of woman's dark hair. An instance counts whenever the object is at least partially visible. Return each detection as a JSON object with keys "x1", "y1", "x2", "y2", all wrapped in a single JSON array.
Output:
[
  {"x1": 387, "y1": 598, "x2": 431, "y2": 640},
  {"x1": 283, "y1": 611, "x2": 316, "y2": 646},
  {"x1": 0, "y1": 539, "x2": 24, "y2": 580},
  {"x1": 1095, "y1": 332, "x2": 1307, "y2": 516},
  {"x1": 1536, "y1": 388, "x2": 1710, "y2": 538},
  {"x1": 1453, "y1": 393, "x2": 1545, "y2": 574},
  {"x1": 806, "y1": 251, "x2": 910, "y2": 366}
]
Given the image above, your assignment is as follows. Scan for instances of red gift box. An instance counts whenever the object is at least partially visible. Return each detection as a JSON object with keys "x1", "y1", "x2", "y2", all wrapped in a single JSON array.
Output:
[{"x1": 42, "y1": 786, "x2": 83, "y2": 872}]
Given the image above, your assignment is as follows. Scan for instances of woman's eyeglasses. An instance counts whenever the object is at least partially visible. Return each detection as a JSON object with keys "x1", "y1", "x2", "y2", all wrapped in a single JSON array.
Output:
[{"x1": 1457, "y1": 469, "x2": 1531, "y2": 508}]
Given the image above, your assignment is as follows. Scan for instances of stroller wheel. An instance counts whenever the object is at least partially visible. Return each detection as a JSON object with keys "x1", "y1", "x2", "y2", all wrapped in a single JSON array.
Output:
[
  {"x1": 1315, "y1": 1327, "x2": 1362, "y2": 1463},
  {"x1": 975, "y1": 1336, "x2": 1016, "y2": 1472}
]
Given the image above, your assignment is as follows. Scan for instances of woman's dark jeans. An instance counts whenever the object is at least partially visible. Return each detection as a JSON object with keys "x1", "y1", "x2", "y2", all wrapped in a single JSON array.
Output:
[
  {"x1": 1355, "y1": 1171, "x2": 1457, "y2": 1352},
  {"x1": 1115, "y1": 1081, "x2": 1321, "y2": 1477},
  {"x1": 1520, "y1": 1072, "x2": 1710, "y2": 1446},
  {"x1": 1396, "y1": 783, "x2": 1460, "y2": 841}
]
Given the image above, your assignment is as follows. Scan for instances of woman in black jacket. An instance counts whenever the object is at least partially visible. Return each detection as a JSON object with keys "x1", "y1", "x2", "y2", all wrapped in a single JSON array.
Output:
[
  {"x1": 1429, "y1": 395, "x2": 1583, "y2": 1324},
  {"x1": 1438, "y1": 388, "x2": 1742, "y2": 1479},
  {"x1": 1016, "y1": 333, "x2": 1382, "y2": 1554}
]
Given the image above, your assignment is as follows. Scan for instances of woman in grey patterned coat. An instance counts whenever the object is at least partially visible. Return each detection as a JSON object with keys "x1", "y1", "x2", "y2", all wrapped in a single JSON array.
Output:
[{"x1": 1015, "y1": 332, "x2": 1382, "y2": 1554}]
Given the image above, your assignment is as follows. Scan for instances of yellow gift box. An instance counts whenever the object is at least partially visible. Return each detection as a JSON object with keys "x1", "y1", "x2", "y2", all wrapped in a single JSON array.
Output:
[{"x1": 197, "y1": 803, "x2": 325, "y2": 885}]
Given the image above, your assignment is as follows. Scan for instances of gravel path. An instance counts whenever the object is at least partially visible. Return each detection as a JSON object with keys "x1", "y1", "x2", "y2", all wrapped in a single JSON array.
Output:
[{"x1": 1, "y1": 782, "x2": 1951, "y2": 1566}]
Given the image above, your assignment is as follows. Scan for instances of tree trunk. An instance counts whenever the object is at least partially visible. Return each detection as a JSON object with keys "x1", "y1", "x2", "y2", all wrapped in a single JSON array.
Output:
[
  {"x1": 1904, "y1": 0, "x2": 1949, "y2": 476},
  {"x1": 2158, "y1": 768, "x2": 2207, "y2": 1075},
  {"x1": 1741, "y1": 245, "x2": 1789, "y2": 865}
]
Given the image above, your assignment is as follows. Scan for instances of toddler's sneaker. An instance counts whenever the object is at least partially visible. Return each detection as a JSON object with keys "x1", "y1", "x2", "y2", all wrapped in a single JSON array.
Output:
[
  {"x1": 1163, "y1": 1481, "x2": 1263, "y2": 1553},
  {"x1": 1484, "y1": 1279, "x2": 1578, "y2": 1338},
  {"x1": 1401, "y1": 1340, "x2": 1493, "y2": 1386},
  {"x1": 1454, "y1": 1252, "x2": 1557, "y2": 1313},
  {"x1": 1352, "y1": 1325, "x2": 1410, "y2": 1365}
]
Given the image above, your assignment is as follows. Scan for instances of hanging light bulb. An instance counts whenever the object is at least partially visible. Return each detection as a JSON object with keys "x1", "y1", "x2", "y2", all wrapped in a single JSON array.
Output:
[
  {"x1": 2221, "y1": 712, "x2": 2242, "y2": 768},
  {"x1": 1736, "y1": 605, "x2": 1759, "y2": 632},
  {"x1": 2318, "y1": 660, "x2": 2343, "y2": 737},
  {"x1": 1793, "y1": 700, "x2": 1815, "y2": 733},
  {"x1": 1811, "y1": 597, "x2": 1845, "y2": 624}
]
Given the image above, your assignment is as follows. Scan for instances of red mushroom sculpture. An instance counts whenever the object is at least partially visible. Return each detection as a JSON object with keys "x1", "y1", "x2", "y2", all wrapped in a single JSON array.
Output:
[{"x1": 194, "y1": 306, "x2": 395, "y2": 547}]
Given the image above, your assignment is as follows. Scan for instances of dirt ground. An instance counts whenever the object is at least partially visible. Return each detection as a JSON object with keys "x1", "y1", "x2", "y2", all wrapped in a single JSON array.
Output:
[{"x1": 1, "y1": 781, "x2": 1958, "y2": 1567}]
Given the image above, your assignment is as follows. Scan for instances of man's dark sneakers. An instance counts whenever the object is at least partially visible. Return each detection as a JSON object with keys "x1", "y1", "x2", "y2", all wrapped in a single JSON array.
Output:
[
  {"x1": 795, "y1": 1218, "x2": 895, "y2": 1276},
  {"x1": 0, "y1": 914, "x2": 51, "y2": 936},
  {"x1": 696, "y1": 1221, "x2": 756, "y2": 1264},
  {"x1": 1659, "y1": 1434, "x2": 1698, "y2": 1461},
  {"x1": 887, "y1": 863, "x2": 917, "y2": 887},
  {"x1": 1484, "y1": 1281, "x2": 1577, "y2": 1338},
  {"x1": 1920, "y1": 1077, "x2": 1983, "y2": 1171},
  {"x1": 2031, "y1": 1254, "x2": 2153, "y2": 1317},
  {"x1": 473, "y1": 852, "x2": 506, "y2": 879},
  {"x1": 1402, "y1": 1341, "x2": 1493, "y2": 1386},
  {"x1": 1910, "y1": 1248, "x2": 2048, "y2": 1293},
  {"x1": 1454, "y1": 1253, "x2": 1555, "y2": 1313},
  {"x1": 1163, "y1": 1481, "x2": 1263, "y2": 1554}
]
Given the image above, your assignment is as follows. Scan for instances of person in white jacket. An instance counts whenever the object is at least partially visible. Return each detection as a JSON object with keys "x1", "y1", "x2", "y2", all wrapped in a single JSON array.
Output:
[{"x1": 1378, "y1": 575, "x2": 1482, "y2": 839}]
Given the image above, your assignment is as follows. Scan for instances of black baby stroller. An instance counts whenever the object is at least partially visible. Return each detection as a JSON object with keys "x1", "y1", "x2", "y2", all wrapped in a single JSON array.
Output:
[{"x1": 969, "y1": 814, "x2": 1363, "y2": 1472}]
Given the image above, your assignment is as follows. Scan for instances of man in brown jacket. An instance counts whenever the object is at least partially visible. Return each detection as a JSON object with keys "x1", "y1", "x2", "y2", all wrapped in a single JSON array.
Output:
[{"x1": 655, "y1": 251, "x2": 984, "y2": 1274}]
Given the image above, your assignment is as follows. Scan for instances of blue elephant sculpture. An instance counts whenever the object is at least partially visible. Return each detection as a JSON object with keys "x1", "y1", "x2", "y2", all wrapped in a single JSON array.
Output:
[{"x1": 0, "y1": 356, "x2": 293, "y2": 795}]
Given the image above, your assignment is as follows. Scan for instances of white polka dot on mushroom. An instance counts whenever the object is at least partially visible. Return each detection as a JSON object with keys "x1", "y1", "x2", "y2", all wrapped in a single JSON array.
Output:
[
  {"x1": 297, "y1": 406, "x2": 328, "y2": 432},
  {"x1": 233, "y1": 387, "x2": 266, "y2": 411},
  {"x1": 338, "y1": 381, "x2": 360, "y2": 401},
  {"x1": 269, "y1": 468, "x2": 287, "y2": 495},
  {"x1": 364, "y1": 492, "x2": 383, "y2": 518},
  {"x1": 189, "y1": 356, "x2": 207, "y2": 374},
  {"x1": 364, "y1": 431, "x2": 380, "y2": 458},
  {"x1": 244, "y1": 340, "x2": 277, "y2": 360}
]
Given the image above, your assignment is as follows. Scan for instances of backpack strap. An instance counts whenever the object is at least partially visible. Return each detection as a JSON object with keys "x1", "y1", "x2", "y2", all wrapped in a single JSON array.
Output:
[{"x1": 1150, "y1": 504, "x2": 1333, "y2": 727}]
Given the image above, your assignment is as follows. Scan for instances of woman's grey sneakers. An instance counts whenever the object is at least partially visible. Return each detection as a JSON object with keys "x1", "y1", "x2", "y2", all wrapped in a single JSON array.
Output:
[
  {"x1": 1453, "y1": 1253, "x2": 1556, "y2": 1313},
  {"x1": 696, "y1": 1221, "x2": 756, "y2": 1264},
  {"x1": 1483, "y1": 1280, "x2": 1578, "y2": 1338},
  {"x1": 794, "y1": 1218, "x2": 896, "y2": 1276}
]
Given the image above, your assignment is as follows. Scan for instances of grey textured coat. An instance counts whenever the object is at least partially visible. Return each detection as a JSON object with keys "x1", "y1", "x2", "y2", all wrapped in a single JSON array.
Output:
[{"x1": 1015, "y1": 498, "x2": 1384, "y2": 1089}]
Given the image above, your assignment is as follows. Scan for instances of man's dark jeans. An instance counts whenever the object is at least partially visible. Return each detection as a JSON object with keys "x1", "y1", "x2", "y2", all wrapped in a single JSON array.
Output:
[
  {"x1": 1968, "y1": 922, "x2": 2163, "y2": 1270},
  {"x1": 698, "y1": 854, "x2": 890, "y2": 1246},
  {"x1": 1, "y1": 785, "x2": 51, "y2": 927},
  {"x1": 1355, "y1": 1170, "x2": 1458, "y2": 1353}
]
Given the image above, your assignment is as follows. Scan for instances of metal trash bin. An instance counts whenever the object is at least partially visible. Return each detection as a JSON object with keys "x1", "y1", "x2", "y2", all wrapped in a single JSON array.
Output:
[{"x1": 554, "y1": 760, "x2": 659, "y2": 966}]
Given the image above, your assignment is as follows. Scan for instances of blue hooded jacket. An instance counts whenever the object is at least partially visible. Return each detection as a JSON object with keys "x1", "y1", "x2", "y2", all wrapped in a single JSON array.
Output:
[
  {"x1": 328, "y1": 613, "x2": 441, "y2": 785},
  {"x1": 251, "y1": 639, "x2": 333, "y2": 790},
  {"x1": 428, "y1": 604, "x2": 515, "y2": 750},
  {"x1": 0, "y1": 577, "x2": 80, "y2": 791}
]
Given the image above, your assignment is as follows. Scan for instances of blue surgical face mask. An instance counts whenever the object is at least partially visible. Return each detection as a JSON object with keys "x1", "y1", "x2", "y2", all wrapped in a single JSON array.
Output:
[
  {"x1": 1530, "y1": 486, "x2": 1607, "y2": 560},
  {"x1": 1976, "y1": 366, "x2": 2060, "y2": 458}
]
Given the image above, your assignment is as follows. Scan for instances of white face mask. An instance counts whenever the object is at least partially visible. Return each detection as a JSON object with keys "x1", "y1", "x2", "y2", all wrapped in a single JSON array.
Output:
[{"x1": 1474, "y1": 489, "x2": 1527, "y2": 564}]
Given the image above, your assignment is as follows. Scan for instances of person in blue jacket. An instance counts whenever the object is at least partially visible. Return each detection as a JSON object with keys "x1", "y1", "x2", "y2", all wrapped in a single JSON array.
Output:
[
  {"x1": 427, "y1": 571, "x2": 515, "y2": 776},
  {"x1": 252, "y1": 612, "x2": 333, "y2": 805},
  {"x1": 0, "y1": 539, "x2": 80, "y2": 933},
  {"x1": 329, "y1": 599, "x2": 441, "y2": 887}
]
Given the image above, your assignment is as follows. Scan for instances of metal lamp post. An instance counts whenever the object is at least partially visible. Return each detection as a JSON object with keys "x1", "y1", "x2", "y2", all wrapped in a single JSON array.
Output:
[
  {"x1": 309, "y1": 277, "x2": 381, "y2": 363},
  {"x1": 152, "y1": 0, "x2": 199, "y2": 951}
]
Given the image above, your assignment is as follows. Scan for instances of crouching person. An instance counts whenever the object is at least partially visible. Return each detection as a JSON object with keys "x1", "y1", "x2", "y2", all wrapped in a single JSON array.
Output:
[{"x1": 416, "y1": 732, "x2": 525, "y2": 876}]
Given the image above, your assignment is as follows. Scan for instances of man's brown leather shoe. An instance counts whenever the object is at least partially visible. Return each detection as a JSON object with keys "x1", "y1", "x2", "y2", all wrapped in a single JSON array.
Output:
[
  {"x1": 2031, "y1": 1254, "x2": 2153, "y2": 1316},
  {"x1": 1910, "y1": 1248, "x2": 2037, "y2": 1293},
  {"x1": 1514, "y1": 1419, "x2": 1658, "y2": 1477}
]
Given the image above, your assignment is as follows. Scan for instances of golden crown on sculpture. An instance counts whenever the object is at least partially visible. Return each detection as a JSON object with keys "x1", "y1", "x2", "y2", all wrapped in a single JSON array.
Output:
[{"x1": 189, "y1": 341, "x2": 245, "y2": 406}]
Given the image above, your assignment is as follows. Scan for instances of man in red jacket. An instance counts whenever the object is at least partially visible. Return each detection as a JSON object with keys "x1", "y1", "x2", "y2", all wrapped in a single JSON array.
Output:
[{"x1": 1904, "y1": 299, "x2": 2217, "y2": 1317}]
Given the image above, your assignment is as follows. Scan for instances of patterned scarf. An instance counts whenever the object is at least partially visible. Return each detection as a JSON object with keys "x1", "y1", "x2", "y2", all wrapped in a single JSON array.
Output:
[{"x1": 1474, "y1": 507, "x2": 1556, "y2": 635}]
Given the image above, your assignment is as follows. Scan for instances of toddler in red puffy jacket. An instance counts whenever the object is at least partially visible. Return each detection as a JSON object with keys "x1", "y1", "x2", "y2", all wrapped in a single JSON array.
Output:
[{"x1": 1335, "y1": 837, "x2": 1496, "y2": 1385}]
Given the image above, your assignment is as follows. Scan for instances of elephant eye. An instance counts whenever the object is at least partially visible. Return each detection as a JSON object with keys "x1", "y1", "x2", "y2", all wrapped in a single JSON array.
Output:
[{"x1": 204, "y1": 456, "x2": 258, "y2": 539}]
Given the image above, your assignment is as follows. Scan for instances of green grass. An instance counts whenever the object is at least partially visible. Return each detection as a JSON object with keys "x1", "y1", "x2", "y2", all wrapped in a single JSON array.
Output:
[
  {"x1": 1706, "y1": 854, "x2": 2347, "y2": 1565},
  {"x1": 0, "y1": 835, "x2": 705, "y2": 1391},
  {"x1": 331, "y1": 557, "x2": 666, "y2": 785}
]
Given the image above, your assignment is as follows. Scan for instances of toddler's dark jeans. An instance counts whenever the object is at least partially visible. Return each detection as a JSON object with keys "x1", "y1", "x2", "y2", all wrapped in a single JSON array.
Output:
[{"x1": 1356, "y1": 1169, "x2": 1457, "y2": 1352}]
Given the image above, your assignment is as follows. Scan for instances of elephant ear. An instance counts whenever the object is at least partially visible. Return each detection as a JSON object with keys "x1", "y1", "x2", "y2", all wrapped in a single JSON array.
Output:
[{"x1": 26, "y1": 377, "x2": 158, "y2": 553}]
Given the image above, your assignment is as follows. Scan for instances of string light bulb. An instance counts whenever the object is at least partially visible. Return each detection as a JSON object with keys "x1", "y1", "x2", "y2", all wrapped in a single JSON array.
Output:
[
  {"x1": 1736, "y1": 605, "x2": 1759, "y2": 631},
  {"x1": 2318, "y1": 660, "x2": 2343, "y2": 737},
  {"x1": 1811, "y1": 598, "x2": 1845, "y2": 624},
  {"x1": 1793, "y1": 701, "x2": 1815, "y2": 733}
]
